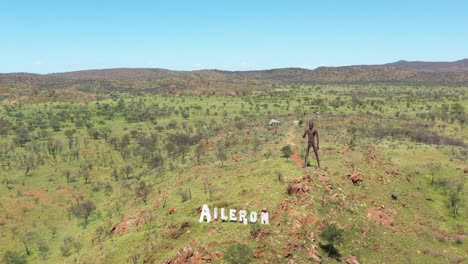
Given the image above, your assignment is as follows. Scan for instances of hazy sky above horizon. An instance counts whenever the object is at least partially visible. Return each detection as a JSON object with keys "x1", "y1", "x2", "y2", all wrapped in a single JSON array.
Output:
[{"x1": 1, "y1": 0, "x2": 467, "y2": 73}]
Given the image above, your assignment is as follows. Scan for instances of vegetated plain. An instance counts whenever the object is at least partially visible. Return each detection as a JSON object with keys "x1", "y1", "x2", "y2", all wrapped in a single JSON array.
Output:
[{"x1": 0, "y1": 77, "x2": 466, "y2": 263}]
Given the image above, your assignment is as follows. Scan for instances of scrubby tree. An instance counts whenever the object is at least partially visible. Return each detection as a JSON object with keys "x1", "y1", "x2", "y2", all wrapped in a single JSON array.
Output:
[
  {"x1": 91, "y1": 129, "x2": 100, "y2": 140},
  {"x1": 264, "y1": 150, "x2": 273, "y2": 161},
  {"x1": 165, "y1": 141, "x2": 177, "y2": 161},
  {"x1": 101, "y1": 127, "x2": 112, "y2": 141},
  {"x1": 63, "y1": 170, "x2": 72, "y2": 183},
  {"x1": 111, "y1": 167, "x2": 119, "y2": 181},
  {"x1": 37, "y1": 129, "x2": 51, "y2": 140},
  {"x1": 136, "y1": 181, "x2": 152, "y2": 205},
  {"x1": 122, "y1": 164, "x2": 134, "y2": 179},
  {"x1": 320, "y1": 223, "x2": 343, "y2": 257},
  {"x1": 0, "y1": 117, "x2": 12, "y2": 136},
  {"x1": 0, "y1": 142, "x2": 12, "y2": 161},
  {"x1": 195, "y1": 143, "x2": 205, "y2": 164},
  {"x1": 449, "y1": 182, "x2": 464, "y2": 218},
  {"x1": 252, "y1": 134, "x2": 262, "y2": 155},
  {"x1": 234, "y1": 121, "x2": 246, "y2": 130},
  {"x1": 21, "y1": 232, "x2": 36, "y2": 255},
  {"x1": 2, "y1": 250, "x2": 26, "y2": 264},
  {"x1": 166, "y1": 133, "x2": 193, "y2": 161},
  {"x1": 64, "y1": 129, "x2": 76, "y2": 150},
  {"x1": 49, "y1": 226, "x2": 57, "y2": 239},
  {"x1": 49, "y1": 117, "x2": 61, "y2": 131},
  {"x1": 22, "y1": 154, "x2": 36, "y2": 176},
  {"x1": 47, "y1": 139, "x2": 63, "y2": 158},
  {"x1": 148, "y1": 154, "x2": 164, "y2": 171},
  {"x1": 37, "y1": 238, "x2": 50, "y2": 260},
  {"x1": 119, "y1": 134, "x2": 131, "y2": 149},
  {"x1": 428, "y1": 162, "x2": 442, "y2": 185},
  {"x1": 79, "y1": 166, "x2": 91, "y2": 184},
  {"x1": 450, "y1": 103, "x2": 464, "y2": 119},
  {"x1": 281, "y1": 145, "x2": 292, "y2": 160},
  {"x1": 14, "y1": 128, "x2": 31, "y2": 147},
  {"x1": 216, "y1": 141, "x2": 228, "y2": 167},
  {"x1": 70, "y1": 200, "x2": 96, "y2": 225},
  {"x1": 60, "y1": 236, "x2": 82, "y2": 256}
]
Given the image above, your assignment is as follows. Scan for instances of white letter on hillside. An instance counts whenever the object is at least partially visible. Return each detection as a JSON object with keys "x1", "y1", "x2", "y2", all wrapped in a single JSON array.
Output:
[
  {"x1": 229, "y1": 209, "x2": 237, "y2": 222},
  {"x1": 250, "y1": 211, "x2": 258, "y2": 223},
  {"x1": 221, "y1": 208, "x2": 228, "y2": 221},
  {"x1": 199, "y1": 204, "x2": 211, "y2": 223},
  {"x1": 260, "y1": 211, "x2": 269, "y2": 224},
  {"x1": 214, "y1": 207, "x2": 218, "y2": 219},
  {"x1": 239, "y1": 210, "x2": 248, "y2": 225}
]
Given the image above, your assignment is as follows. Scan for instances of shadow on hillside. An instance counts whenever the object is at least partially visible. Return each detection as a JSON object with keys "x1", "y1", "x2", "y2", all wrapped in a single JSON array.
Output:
[{"x1": 320, "y1": 244, "x2": 341, "y2": 260}]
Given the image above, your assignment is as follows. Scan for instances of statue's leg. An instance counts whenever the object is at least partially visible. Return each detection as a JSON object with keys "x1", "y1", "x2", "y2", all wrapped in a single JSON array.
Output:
[
  {"x1": 304, "y1": 145, "x2": 310, "y2": 167},
  {"x1": 313, "y1": 144, "x2": 320, "y2": 168}
]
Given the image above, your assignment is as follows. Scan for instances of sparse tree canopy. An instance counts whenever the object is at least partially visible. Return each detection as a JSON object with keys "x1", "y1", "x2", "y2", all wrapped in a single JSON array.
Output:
[
  {"x1": 321, "y1": 223, "x2": 343, "y2": 246},
  {"x1": 70, "y1": 200, "x2": 96, "y2": 225},
  {"x1": 281, "y1": 145, "x2": 292, "y2": 160},
  {"x1": 2, "y1": 250, "x2": 27, "y2": 264},
  {"x1": 136, "y1": 181, "x2": 152, "y2": 205},
  {"x1": 21, "y1": 232, "x2": 36, "y2": 256},
  {"x1": 14, "y1": 128, "x2": 31, "y2": 147},
  {"x1": 216, "y1": 141, "x2": 228, "y2": 167},
  {"x1": 22, "y1": 153, "x2": 36, "y2": 176}
]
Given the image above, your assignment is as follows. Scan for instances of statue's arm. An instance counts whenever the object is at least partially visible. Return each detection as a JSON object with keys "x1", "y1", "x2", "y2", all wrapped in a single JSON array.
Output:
[
  {"x1": 316, "y1": 130, "x2": 320, "y2": 149},
  {"x1": 302, "y1": 129, "x2": 307, "y2": 138}
]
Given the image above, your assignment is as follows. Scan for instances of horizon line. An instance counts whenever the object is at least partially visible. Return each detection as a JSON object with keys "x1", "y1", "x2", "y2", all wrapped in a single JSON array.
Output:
[{"x1": 1, "y1": 58, "x2": 467, "y2": 75}]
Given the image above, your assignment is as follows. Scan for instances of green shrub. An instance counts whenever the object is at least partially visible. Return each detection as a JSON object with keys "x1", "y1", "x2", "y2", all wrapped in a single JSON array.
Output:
[
  {"x1": 224, "y1": 243, "x2": 254, "y2": 264},
  {"x1": 320, "y1": 223, "x2": 344, "y2": 258},
  {"x1": 281, "y1": 145, "x2": 292, "y2": 160},
  {"x1": 321, "y1": 223, "x2": 343, "y2": 246},
  {"x1": 2, "y1": 251, "x2": 27, "y2": 264}
]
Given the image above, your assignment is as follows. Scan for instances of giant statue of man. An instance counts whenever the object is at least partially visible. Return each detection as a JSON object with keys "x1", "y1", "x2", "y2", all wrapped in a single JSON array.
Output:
[{"x1": 302, "y1": 121, "x2": 320, "y2": 168}]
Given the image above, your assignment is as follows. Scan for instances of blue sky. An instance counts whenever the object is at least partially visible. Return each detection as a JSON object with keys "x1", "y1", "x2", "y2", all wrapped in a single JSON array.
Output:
[{"x1": 1, "y1": 0, "x2": 467, "y2": 73}]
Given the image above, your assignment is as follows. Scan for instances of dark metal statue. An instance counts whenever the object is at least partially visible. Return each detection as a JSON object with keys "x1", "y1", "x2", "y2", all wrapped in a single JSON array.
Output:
[{"x1": 302, "y1": 121, "x2": 320, "y2": 168}]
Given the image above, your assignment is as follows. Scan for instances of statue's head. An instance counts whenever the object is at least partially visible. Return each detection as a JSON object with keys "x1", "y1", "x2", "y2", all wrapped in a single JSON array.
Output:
[{"x1": 308, "y1": 121, "x2": 314, "y2": 129}]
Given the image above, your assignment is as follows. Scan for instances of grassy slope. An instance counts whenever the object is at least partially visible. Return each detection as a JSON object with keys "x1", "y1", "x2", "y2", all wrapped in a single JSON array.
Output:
[{"x1": 0, "y1": 84, "x2": 466, "y2": 263}]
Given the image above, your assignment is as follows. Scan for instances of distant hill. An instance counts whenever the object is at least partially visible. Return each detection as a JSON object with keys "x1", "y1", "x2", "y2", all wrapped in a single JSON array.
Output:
[
  {"x1": 1, "y1": 59, "x2": 467, "y2": 99},
  {"x1": 382, "y1": 59, "x2": 468, "y2": 72}
]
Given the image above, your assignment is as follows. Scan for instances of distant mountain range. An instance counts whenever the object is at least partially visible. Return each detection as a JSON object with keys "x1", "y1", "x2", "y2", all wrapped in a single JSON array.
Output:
[
  {"x1": 382, "y1": 59, "x2": 468, "y2": 72},
  {"x1": 1, "y1": 59, "x2": 467, "y2": 98}
]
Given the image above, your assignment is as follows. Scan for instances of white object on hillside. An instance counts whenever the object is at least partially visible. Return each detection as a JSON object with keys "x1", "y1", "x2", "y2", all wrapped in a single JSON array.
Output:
[{"x1": 268, "y1": 119, "x2": 281, "y2": 126}]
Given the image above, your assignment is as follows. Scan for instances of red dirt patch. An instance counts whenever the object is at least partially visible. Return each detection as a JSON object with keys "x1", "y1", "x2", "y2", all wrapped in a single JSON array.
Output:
[
  {"x1": 343, "y1": 255, "x2": 360, "y2": 264},
  {"x1": 287, "y1": 128, "x2": 305, "y2": 168},
  {"x1": 433, "y1": 228, "x2": 454, "y2": 242},
  {"x1": 314, "y1": 172, "x2": 328, "y2": 184},
  {"x1": 162, "y1": 243, "x2": 223, "y2": 264},
  {"x1": 56, "y1": 188, "x2": 75, "y2": 195},
  {"x1": 346, "y1": 170, "x2": 363, "y2": 185},
  {"x1": 163, "y1": 222, "x2": 191, "y2": 239},
  {"x1": 21, "y1": 189, "x2": 44, "y2": 198},
  {"x1": 308, "y1": 246, "x2": 322, "y2": 263},
  {"x1": 162, "y1": 245, "x2": 202, "y2": 264},
  {"x1": 166, "y1": 206, "x2": 177, "y2": 215},
  {"x1": 290, "y1": 149, "x2": 303, "y2": 168},
  {"x1": 231, "y1": 154, "x2": 242, "y2": 162},
  {"x1": 315, "y1": 219, "x2": 330, "y2": 233},
  {"x1": 287, "y1": 183, "x2": 308, "y2": 195},
  {"x1": 299, "y1": 214, "x2": 317, "y2": 227},
  {"x1": 21, "y1": 189, "x2": 49, "y2": 203},
  {"x1": 367, "y1": 206, "x2": 394, "y2": 227},
  {"x1": 110, "y1": 210, "x2": 150, "y2": 234}
]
